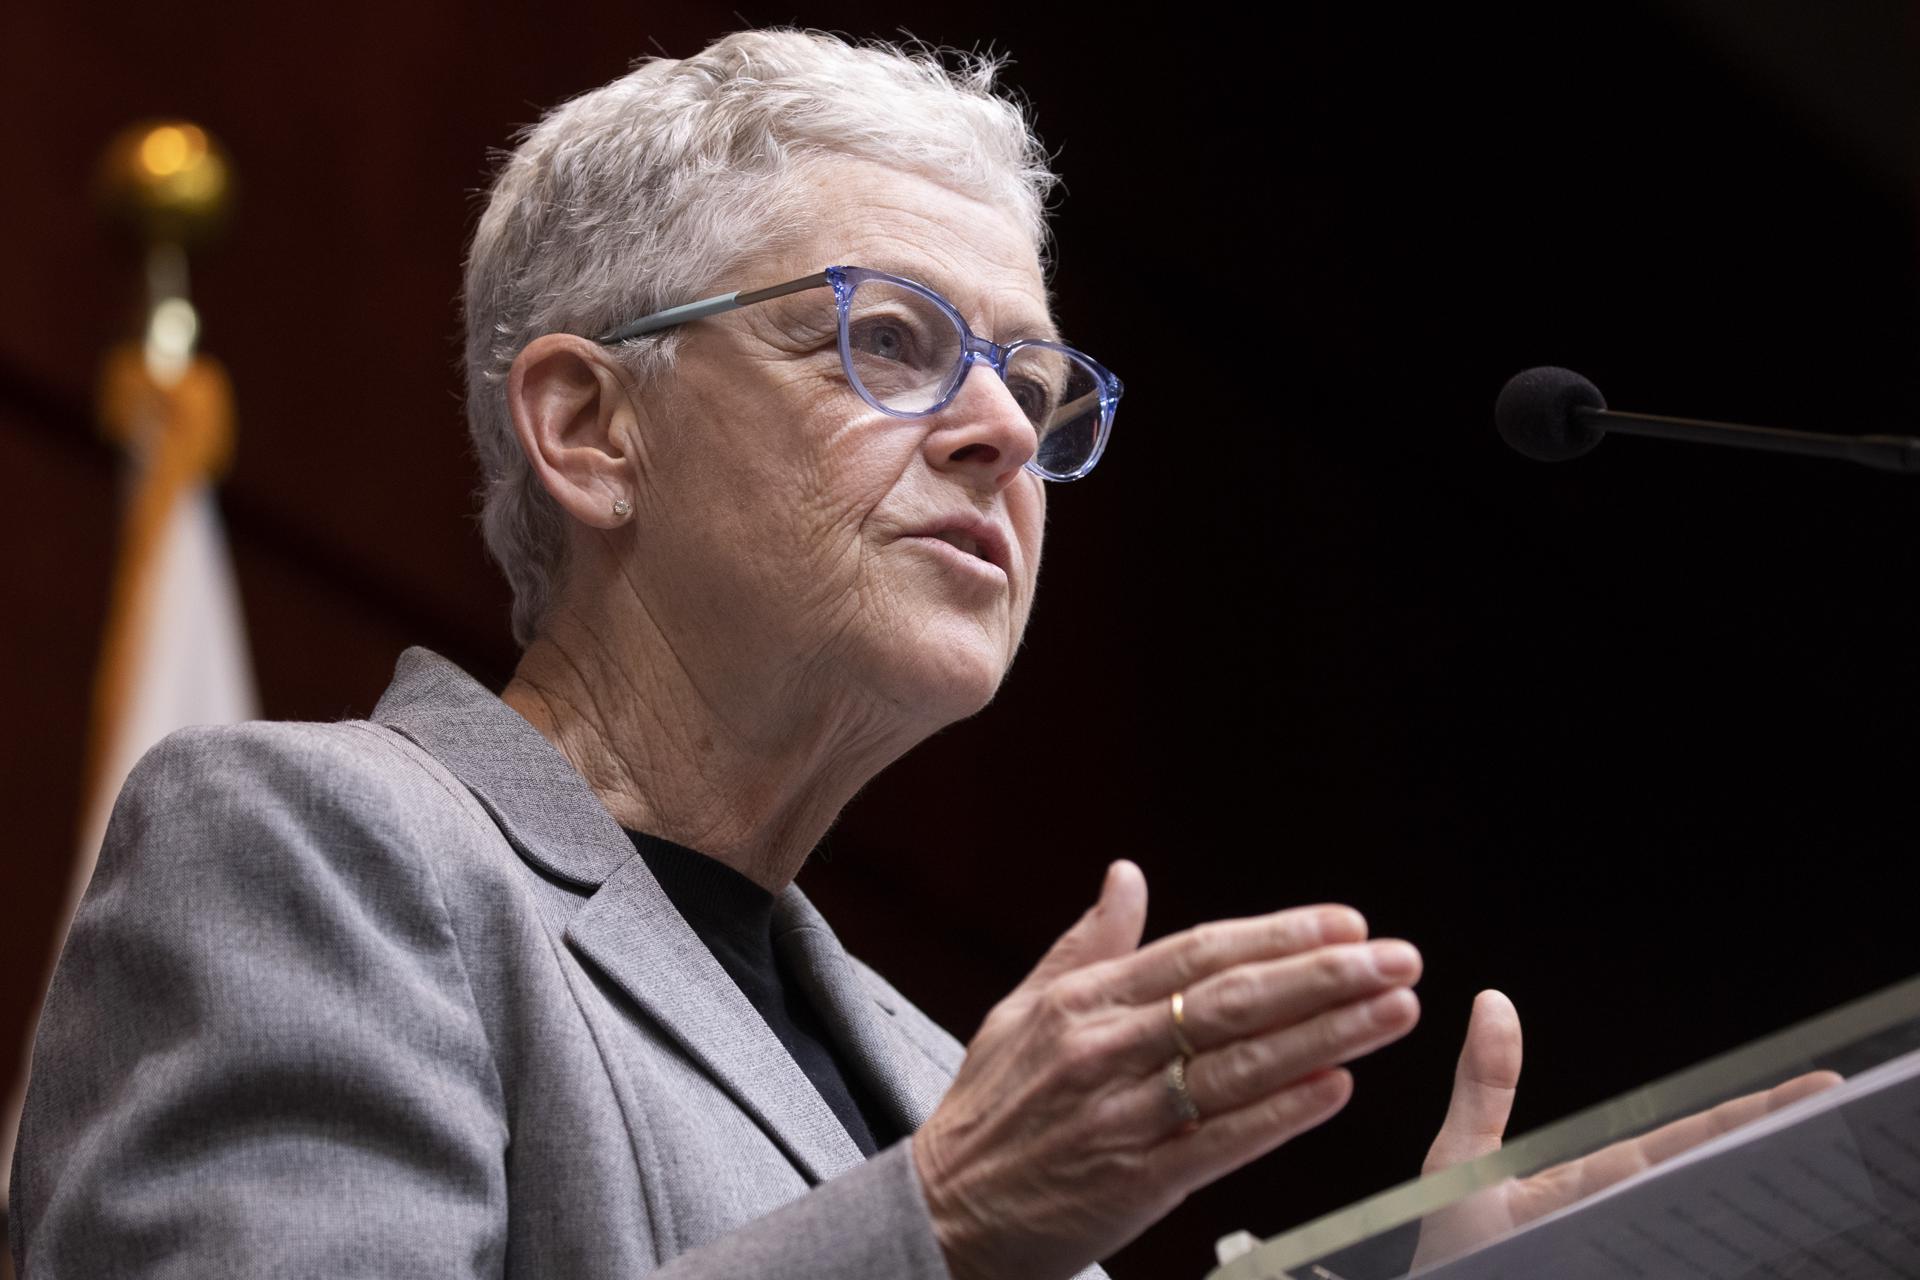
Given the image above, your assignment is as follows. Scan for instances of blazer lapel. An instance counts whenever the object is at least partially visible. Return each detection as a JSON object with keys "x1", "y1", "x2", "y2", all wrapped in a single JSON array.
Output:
[
  {"x1": 566, "y1": 861, "x2": 869, "y2": 1184},
  {"x1": 774, "y1": 891, "x2": 956, "y2": 1136},
  {"x1": 371, "y1": 645, "x2": 868, "y2": 1185}
]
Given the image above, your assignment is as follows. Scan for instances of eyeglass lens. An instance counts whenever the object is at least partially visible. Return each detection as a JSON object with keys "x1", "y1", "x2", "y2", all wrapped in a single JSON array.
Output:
[{"x1": 843, "y1": 276, "x2": 1106, "y2": 478}]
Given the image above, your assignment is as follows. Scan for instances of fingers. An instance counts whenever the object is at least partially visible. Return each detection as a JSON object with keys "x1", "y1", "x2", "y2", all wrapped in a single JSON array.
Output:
[
  {"x1": 1022, "y1": 861, "x2": 1149, "y2": 991},
  {"x1": 1015, "y1": 876, "x2": 1414, "y2": 1170},
  {"x1": 1095, "y1": 903, "x2": 1371, "y2": 1007},
  {"x1": 1183, "y1": 985, "x2": 1421, "y2": 1117},
  {"x1": 1618, "y1": 1068, "x2": 1844, "y2": 1171},
  {"x1": 1085, "y1": 983, "x2": 1418, "y2": 1152},
  {"x1": 1179, "y1": 940, "x2": 1424, "y2": 1051},
  {"x1": 1082, "y1": 938, "x2": 1422, "y2": 1080},
  {"x1": 1770, "y1": 1069, "x2": 1846, "y2": 1106},
  {"x1": 1507, "y1": 1067, "x2": 1848, "y2": 1225},
  {"x1": 1023, "y1": 889, "x2": 1416, "y2": 1097},
  {"x1": 1423, "y1": 990, "x2": 1523, "y2": 1175}
]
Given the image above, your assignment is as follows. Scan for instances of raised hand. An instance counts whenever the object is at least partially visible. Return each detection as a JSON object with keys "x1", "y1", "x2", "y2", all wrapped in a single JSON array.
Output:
[
  {"x1": 1413, "y1": 990, "x2": 1842, "y2": 1269},
  {"x1": 913, "y1": 861, "x2": 1424, "y2": 1280}
]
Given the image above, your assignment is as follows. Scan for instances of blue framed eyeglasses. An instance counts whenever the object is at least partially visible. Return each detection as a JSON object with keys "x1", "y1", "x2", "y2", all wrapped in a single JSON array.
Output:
[{"x1": 596, "y1": 265, "x2": 1122, "y2": 482}]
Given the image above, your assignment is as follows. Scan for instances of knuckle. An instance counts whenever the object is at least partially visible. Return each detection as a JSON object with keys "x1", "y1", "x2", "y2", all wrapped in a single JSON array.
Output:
[
  {"x1": 1319, "y1": 1006, "x2": 1354, "y2": 1057},
  {"x1": 1058, "y1": 1042, "x2": 1106, "y2": 1090},
  {"x1": 1089, "y1": 1145, "x2": 1156, "y2": 1191},
  {"x1": 1037, "y1": 979, "x2": 1086, "y2": 1028},
  {"x1": 1210, "y1": 970, "x2": 1260, "y2": 1030},
  {"x1": 977, "y1": 1000, "x2": 1021, "y2": 1044},
  {"x1": 1049, "y1": 973, "x2": 1097, "y2": 1014},
  {"x1": 1185, "y1": 922, "x2": 1233, "y2": 977},
  {"x1": 1279, "y1": 910, "x2": 1324, "y2": 952},
  {"x1": 1312, "y1": 948, "x2": 1352, "y2": 990},
  {"x1": 1260, "y1": 1087, "x2": 1311, "y2": 1136},
  {"x1": 1087, "y1": 1086, "x2": 1137, "y2": 1134},
  {"x1": 1209, "y1": 1042, "x2": 1263, "y2": 1102},
  {"x1": 1056, "y1": 1021, "x2": 1124, "y2": 1088},
  {"x1": 1331, "y1": 944, "x2": 1376, "y2": 989}
]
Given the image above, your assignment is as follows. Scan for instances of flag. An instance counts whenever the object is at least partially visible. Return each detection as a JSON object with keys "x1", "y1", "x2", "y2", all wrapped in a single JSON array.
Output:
[{"x1": 1, "y1": 340, "x2": 259, "y2": 1206}]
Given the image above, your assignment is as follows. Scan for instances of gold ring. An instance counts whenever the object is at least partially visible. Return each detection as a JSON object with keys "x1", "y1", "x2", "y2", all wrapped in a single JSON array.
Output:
[
  {"x1": 1169, "y1": 991, "x2": 1198, "y2": 1057},
  {"x1": 1165, "y1": 1055, "x2": 1201, "y2": 1127}
]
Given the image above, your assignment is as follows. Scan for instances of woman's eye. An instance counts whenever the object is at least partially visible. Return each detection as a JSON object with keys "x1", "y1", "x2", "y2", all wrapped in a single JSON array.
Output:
[
  {"x1": 852, "y1": 319, "x2": 914, "y2": 363},
  {"x1": 1008, "y1": 376, "x2": 1058, "y2": 429}
]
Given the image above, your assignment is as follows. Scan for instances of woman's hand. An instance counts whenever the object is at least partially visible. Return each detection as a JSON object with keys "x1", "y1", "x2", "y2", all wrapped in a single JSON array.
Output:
[
  {"x1": 1412, "y1": 991, "x2": 1842, "y2": 1269},
  {"x1": 912, "y1": 860, "x2": 1424, "y2": 1280}
]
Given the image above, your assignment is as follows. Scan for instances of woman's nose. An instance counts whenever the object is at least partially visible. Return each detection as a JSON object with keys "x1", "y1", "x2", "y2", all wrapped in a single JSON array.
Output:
[{"x1": 922, "y1": 360, "x2": 1039, "y2": 491}]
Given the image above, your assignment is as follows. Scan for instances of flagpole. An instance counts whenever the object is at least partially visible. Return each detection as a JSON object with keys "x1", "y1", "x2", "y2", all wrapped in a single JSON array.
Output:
[{"x1": 1, "y1": 120, "x2": 258, "y2": 1219}]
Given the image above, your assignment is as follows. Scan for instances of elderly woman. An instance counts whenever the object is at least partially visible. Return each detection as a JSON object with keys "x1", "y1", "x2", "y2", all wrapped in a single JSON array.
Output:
[{"x1": 10, "y1": 29, "x2": 1576, "y2": 1280}]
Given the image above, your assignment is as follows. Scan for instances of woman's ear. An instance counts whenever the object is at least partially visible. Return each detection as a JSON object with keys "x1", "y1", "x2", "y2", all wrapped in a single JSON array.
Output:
[{"x1": 507, "y1": 334, "x2": 640, "y2": 528}]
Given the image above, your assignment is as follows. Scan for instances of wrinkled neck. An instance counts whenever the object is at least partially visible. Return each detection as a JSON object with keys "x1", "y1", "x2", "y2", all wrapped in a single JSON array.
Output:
[{"x1": 499, "y1": 596, "x2": 922, "y2": 892}]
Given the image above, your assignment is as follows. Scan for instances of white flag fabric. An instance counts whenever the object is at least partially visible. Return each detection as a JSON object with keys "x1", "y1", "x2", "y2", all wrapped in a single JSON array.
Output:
[{"x1": 75, "y1": 483, "x2": 260, "y2": 867}]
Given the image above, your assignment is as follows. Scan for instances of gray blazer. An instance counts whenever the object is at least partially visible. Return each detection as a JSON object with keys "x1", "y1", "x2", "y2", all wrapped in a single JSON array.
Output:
[{"x1": 10, "y1": 646, "x2": 1109, "y2": 1279}]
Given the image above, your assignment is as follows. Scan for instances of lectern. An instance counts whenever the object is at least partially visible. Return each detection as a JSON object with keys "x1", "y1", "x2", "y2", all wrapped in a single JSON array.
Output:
[{"x1": 1209, "y1": 974, "x2": 1920, "y2": 1278}]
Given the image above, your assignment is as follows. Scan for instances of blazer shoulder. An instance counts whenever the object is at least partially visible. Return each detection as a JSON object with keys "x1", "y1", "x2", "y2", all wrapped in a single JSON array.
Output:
[
  {"x1": 123, "y1": 721, "x2": 487, "y2": 832},
  {"x1": 112, "y1": 718, "x2": 504, "y2": 876},
  {"x1": 130, "y1": 716, "x2": 450, "y2": 799}
]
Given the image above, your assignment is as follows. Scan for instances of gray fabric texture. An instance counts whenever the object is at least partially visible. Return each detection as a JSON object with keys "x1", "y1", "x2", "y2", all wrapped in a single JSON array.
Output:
[{"x1": 9, "y1": 646, "x2": 1110, "y2": 1279}]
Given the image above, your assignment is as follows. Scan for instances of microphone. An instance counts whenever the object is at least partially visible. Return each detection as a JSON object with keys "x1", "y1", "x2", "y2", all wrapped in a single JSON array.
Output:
[{"x1": 1494, "y1": 367, "x2": 1920, "y2": 474}]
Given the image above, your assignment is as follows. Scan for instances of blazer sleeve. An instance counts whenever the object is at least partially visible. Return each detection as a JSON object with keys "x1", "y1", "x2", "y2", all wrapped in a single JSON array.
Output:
[
  {"x1": 11, "y1": 723, "x2": 511, "y2": 1277},
  {"x1": 9, "y1": 723, "x2": 962, "y2": 1280}
]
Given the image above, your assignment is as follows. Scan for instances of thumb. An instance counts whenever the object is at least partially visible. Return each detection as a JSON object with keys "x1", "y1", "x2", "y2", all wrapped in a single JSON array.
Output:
[
  {"x1": 1023, "y1": 860, "x2": 1148, "y2": 989},
  {"x1": 1423, "y1": 989, "x2": 1523, "y2": 1175}
]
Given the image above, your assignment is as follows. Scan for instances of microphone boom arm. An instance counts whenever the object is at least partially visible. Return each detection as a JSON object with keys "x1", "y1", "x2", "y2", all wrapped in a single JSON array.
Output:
[{"x1": 1575, "y1": 407, "x2": 1920, "y2": 474}]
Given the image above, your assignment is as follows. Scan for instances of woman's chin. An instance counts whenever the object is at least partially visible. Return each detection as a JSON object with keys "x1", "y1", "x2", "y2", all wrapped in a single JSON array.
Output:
[{"x1": 879, "y1": 641, "x2": 1012, "y2": 727}]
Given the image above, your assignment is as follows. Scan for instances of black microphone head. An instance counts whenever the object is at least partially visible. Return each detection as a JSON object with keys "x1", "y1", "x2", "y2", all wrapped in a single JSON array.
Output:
[{"x1": 1495, "y1": 366, "x2": 1607, "y2": 462}]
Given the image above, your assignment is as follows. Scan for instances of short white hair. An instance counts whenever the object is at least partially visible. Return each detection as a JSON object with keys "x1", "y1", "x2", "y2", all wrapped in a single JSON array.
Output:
[{"x1": 461, "y1": 29, "x2": 1060, "y2": 648}]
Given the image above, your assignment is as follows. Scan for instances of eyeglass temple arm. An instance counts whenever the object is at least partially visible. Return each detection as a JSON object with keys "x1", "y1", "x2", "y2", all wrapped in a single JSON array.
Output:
[
  {"x1": 1054, "y1": 390, "x2": 1106, "y2": 420},
  {"x1": 595, "y1": 270, "x2": 833, "y2": 344}
]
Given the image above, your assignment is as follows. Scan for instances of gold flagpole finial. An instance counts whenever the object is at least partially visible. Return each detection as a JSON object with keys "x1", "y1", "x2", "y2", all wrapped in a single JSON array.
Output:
[
  {"x1": 95, "y1": 120, "x2": 233, "y2": 249},
  {"x1": 96, "y1": 120, "x2": 234, "y2": 390}
]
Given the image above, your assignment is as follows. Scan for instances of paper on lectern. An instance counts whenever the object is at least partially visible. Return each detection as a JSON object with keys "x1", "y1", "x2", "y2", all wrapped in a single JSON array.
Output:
[{"x1": 1409, "y1": 1048, "x2": 1920, "y2": 1278}]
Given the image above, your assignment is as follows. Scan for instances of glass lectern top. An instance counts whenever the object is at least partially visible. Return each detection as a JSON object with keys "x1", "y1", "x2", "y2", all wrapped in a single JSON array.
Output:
[{"x1": 1206, "y1": 972, "x2": 1920, "y2": 1280}]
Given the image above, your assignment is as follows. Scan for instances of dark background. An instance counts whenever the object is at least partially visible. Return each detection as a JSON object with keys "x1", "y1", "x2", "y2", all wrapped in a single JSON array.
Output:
[{"x1": 4, "y1": 3, "x2": 1916, "y2": 1276}]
